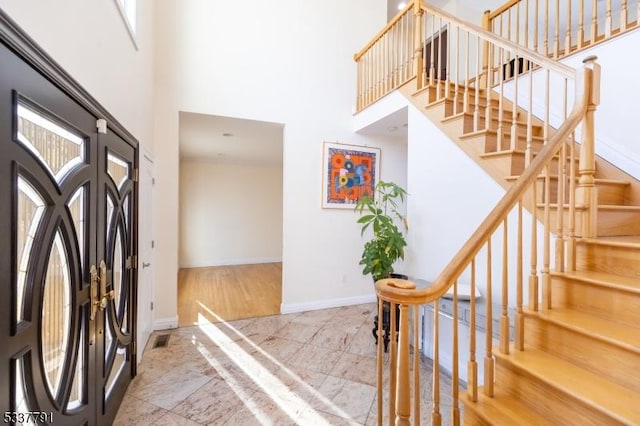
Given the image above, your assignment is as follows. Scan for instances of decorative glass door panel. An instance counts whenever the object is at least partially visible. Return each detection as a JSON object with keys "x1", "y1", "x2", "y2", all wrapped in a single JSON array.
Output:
[
  {"x1": 98, "y1": 136, "x2": 136, "y2": 419},
  {"x1": 0, "y1": 37, "x2": 138, "y2": 425}
]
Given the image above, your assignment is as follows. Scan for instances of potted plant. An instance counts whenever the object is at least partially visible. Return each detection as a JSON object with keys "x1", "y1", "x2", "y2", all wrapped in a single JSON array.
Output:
[
  {"x1": 355, "y1": 180, "x2": 408, "y2": 282},
  {"x1": 355, "y1": 180, "x2": 408, "y2": 352}
]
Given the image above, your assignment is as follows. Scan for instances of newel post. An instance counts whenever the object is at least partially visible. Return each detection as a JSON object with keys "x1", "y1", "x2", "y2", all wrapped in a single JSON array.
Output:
[
  {"x1": 576, "y1": 55, "x2": 600, "y2": 238},
  {"x1": 413, "y1": 0, "x2": 425, "y2": 90}
]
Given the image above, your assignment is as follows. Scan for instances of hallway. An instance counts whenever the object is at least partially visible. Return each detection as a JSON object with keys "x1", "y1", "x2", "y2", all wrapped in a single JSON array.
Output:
[
  {"x1": 178, "y1": 263, "x2": 282, "y2": 326},
  {"x1": 113, "y1": 303, "x2": 456, "y2": 425}
]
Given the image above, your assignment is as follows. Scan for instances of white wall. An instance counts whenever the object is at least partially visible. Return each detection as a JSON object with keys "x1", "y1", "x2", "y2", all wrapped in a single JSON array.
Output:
[
  {"x1": 0, "y1": 0, "x2": 155, "y2": 152},
  {"x1": 154, "y1": 0, "x2": 403, "y2": 319},
  {"x1": 179, "y1": 161, "x2": 283, "y2": 268}
]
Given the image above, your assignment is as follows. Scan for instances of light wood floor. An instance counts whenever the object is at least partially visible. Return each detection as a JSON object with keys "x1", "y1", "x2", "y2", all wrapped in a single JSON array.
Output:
[{"x1": 177, "y1": 263, "x2": 282, "y2": 327}]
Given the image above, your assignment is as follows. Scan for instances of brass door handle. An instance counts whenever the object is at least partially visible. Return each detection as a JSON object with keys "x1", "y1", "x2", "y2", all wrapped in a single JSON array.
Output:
[
  {"x1": 90, "y1": 264, "x2": 100, "y2": 320},
  {"x1": 90, "y1": 261, "x2": 114, "y2": 320}
]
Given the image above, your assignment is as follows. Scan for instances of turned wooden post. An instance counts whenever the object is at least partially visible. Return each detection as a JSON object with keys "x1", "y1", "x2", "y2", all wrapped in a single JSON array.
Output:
[
  {"x1": 480, "y1": 10, "x2": 491, "y2": 88},
  {"x1": 413, "y1": 0, "x2": 425, "y2": 90},
  {"x1": 576, "y1": 55, "x2": 600, "y2": 238},
  {"x1": 395, "y1": 304, "x2": 411, "y2": 426}
]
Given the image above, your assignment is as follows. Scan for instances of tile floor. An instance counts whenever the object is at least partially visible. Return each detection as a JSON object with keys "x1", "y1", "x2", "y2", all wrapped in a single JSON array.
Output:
[{"x1": 113, "y1": 303, "x2": 456, "y2": 425}]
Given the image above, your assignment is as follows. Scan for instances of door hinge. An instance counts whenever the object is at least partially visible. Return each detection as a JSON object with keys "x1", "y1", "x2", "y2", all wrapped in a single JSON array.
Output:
[
  {"x1": 126, "y1": 255, "x2": 138, "y2": 269},
  {"x1": 96, "y1": 118, "x2": 107, "y2": 134},
  {"x1": 150, "y1": 301, "x2": 154, "y2": 311},
  {"x1": 132, "y1": 168, "x2": 139, "y2": 182},
  {"x1": 152, "y1": 177, "x2": 155, "y2": 186},
  {"x1": 151, "y1": 240, "x2": 155, "y2": 249}
]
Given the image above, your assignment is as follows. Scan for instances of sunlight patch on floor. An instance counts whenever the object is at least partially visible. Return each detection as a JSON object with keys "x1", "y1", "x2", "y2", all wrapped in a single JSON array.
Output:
[{"x1": 195, "y1": 305, "x2": 356, "y2": 424}]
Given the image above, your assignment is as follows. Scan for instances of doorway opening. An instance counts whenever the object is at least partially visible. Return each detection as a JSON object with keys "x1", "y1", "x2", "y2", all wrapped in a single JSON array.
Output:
[{"x1": 177, "y1": 112, "x2": 284, "y2": 326}]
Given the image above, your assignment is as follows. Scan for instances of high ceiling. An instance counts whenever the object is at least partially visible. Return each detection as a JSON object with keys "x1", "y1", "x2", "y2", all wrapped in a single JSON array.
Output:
[{"x1": 179, "y1": 112, "x2": 284, "y2": 167}]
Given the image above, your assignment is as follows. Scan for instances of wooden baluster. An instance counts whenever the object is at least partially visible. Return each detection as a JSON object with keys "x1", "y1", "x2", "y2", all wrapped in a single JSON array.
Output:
[
  {"x1": 430, "y1": 14, "x2": 436, "y2": 87},
  {"x1": 566, "y1": 0, "x2": 572, "y2": 56},
  {"x1": 413, "y1": 305, "x2": 421, "y2": 425},
  {"x1": 390, "y1": 301, "x2": 397, "y2": 425},
  {"x1": 543, "y1": 161, "x2": 552, "y2": 310},
  {"x1": 578, "y1": 0, "x2": 585, "y2": 48},
  {"x1": 474, "y1": 36, "x2": 481, "y2": 132},
  {"x1": 529, "y1": 147, "x2": 540, "y2": 311},
  {"x1": 567, "y1": 126, "x2": 577, "y2": 272},
  {"x1": 437, "y1": 18, "x2": 443, "y2": 100},
  {"x1": 453, "y1": 26, "x2": 460, "y2": 113},
  {"x1": 383, "y1": 32, "x2": 388, "y2": 92},
  {"x1": 554, "y1": 0, "x2": 560, "y2": 58},
  {"x1": 544, "y1": 0, "x2": 549, "y2": 56},
  {"x1": 510, "y1": 54, "x2": 519, "y2": 151},
  {"x1": 500, "y1": 218, "x2": 510, "y2": 354},
  {"x1": 525, "y1": 63, "x2": 534, "y2": 167},
  {"x1": 422, "y1": 14, "x2": 428, "y2": 88},
  {"x1": 452, "y1": 281, "x2": 460, "y2": 426},
  {"x1": 606, "y1": 0, "x2": 612, "y2": 37},
  {"x1": 576, "y1": 56, "x2": 600, "y2": 238},
  {"x1": 377, "y1": 298, "x2": 384, "y2": 425},
  {"x1": 542, "y1": 69, "x2": 551, "y2": 310},
  {"x1": 497, "y1": 48, "x2": 505, "y2": 150},
  {"x1": 356, "y1": 59, "x2": 361, "y2": 112},
  {"x1": 484, "y1": 43, "x2": 493, "y2": 131},
  {"x1": 484, "y1": 239, "x2": 494, "y2": 397},
  {"x1": 591, "y1": 0, "x2": 598, "y2": 44},
  {"x1": 395, "y1": 304, "x2": 411, "y2": 426},
  {"x1": 556, "y1": 78, "x2": 569, "y2": 273},
  {"x1": 445, "y1": 23, "x2": 452, "y2": 100},
  {"x1": 524, "y1": 0, "x2": 530, "y2": 49},
  {"x1": 621, "y1": 0, "x2": 628, "y2": 32},
  {"x1": 463, "y1": 31, "x2": 470, "y2": 115},
  {"x1": 432, "y1": 302, "x2": 442, "y2": 425},
  {"x1": 534, "y1": 0, "x2": 540, "y2": 54},
  {"x1": 481, "y1": 10, "x2": 490, "y2": 90},
  {"x1": 468, "y1": 259, "x2": 478, "y2": 402},
  {"x1": 373, "y1": 43, "x2": 378, "y2": 102},
  {"x1": 516, "y1": 2, "x2": 520, "y2": 46},
  {"x1": 414, "y1": 1, "x2": 424, "y2": 89},
  {"x1": 507, "y1": 7, "x2": 512, "y2": 43},
  {"x1": 516, "y1": 201, "x2": 525, "y2": 350}
]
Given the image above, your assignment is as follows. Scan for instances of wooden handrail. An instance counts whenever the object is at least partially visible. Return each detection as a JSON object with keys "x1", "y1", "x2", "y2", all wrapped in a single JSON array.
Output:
[
  {"x1": 354, "y1": 0, "x2": 415, "y2": 61},
  {"x1": 376, "y1": 64, "x2": 591, "y2": 306},
  {"x1": 419, "y1": 2, "x2": 574, "y2": 78},
  {"x1": 488, "y1": 0, "x2": 521, "y2": 20}
]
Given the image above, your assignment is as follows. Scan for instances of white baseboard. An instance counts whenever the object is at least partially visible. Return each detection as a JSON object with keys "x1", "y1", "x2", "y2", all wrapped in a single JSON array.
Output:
[
  {"x1": 280, "y1": 294, "x2": 377, "y2": 315},
  {"x1": 153, "y1": 316, "x2": 179, "y2": 330},
  {"x1": 179, "y1": 257, "x2": 282, "y2": 269}
]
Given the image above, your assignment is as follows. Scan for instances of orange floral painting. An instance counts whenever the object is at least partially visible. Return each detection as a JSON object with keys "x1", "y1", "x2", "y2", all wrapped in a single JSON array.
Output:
[{"x1": 322, "y1": 142, "x2": 380, "y2": 209}]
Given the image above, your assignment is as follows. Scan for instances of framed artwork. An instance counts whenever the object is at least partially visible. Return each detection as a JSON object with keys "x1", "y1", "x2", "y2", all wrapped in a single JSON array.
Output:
[{"x1": 322, "y1": 142, "x2": 380, "y2": 209}]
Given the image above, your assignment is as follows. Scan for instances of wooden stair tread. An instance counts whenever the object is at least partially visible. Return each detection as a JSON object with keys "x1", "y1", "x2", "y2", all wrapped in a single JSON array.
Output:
[
  {"x1": 552, "y1": 269, "x2": 640, "y2": 291},
  {"x1": 461, "y1": 389, "x2": 556, "y2": 426},
  {"x1": 581, "y1": 236, "x2": 640, "y2": 247},
  {"x1": 459, "y1": 128, "x2": 542, "y2": 141},
  {"x1": 495, "y1": 347, "x2": 640, "y2": 423},
  {"x1": 537, "y1": 203, "x2": 640, "y2": 212},
  {"x1": 525, "y1": 307, "x2": 640, "y2": 352}
]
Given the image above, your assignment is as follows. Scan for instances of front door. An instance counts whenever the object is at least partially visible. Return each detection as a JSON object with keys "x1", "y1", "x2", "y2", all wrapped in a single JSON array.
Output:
[{"x1": 0, "y1": 35, "x2": 137, "y2": 425}]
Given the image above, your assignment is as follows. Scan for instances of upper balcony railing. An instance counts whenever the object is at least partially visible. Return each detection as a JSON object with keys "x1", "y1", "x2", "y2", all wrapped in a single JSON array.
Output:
[{"x1": 487, "y1": 0, "x2": 639, "y2": 60}]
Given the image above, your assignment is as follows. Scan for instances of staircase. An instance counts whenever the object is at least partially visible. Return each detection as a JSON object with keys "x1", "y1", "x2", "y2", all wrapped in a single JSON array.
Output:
[
  {"x1": 403, "y1": 80, "x2": 640, "y2": 425},
  {"x1": 464, "y1": 235, "x2": 640, "y2": 425},
  {"x1": 355, "y1": 1, "x2": 640, "y2": 424},
  {"x1": 402, "y1": 81, "x2": 640, "y2": 238}
]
